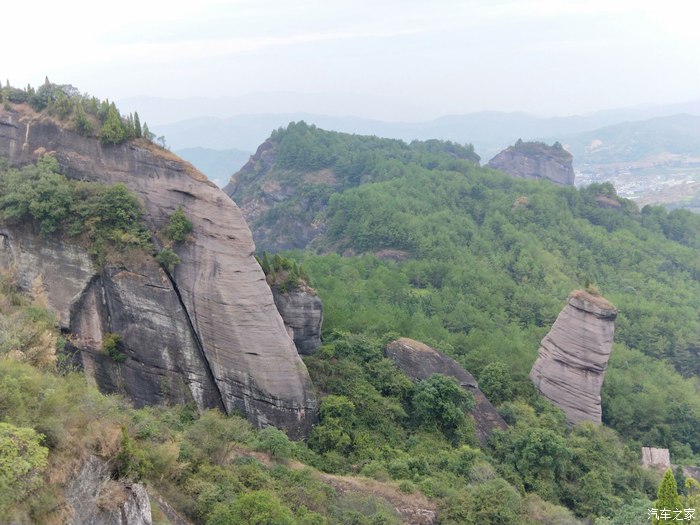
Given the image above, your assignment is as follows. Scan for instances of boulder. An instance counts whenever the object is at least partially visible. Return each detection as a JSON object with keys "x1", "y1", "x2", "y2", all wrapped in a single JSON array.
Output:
[
  {"x1": 487, "y1": 140, "x2": 575, "y2": 186},
  {"x1": 530, "y1": 290, "x2": 617, "y2": 425},
  {"x1": 271, "y1": 285, "x2": 323, "y2": 355},
  {"x1": 385, "y1": 337, "x2": 507, "y2": 445}
]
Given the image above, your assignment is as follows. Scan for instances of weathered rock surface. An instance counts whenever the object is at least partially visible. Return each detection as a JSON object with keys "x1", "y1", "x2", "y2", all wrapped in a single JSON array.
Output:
[
  {"x1": 641, "y1": 447, "x2": 671, "y2": 469},
  {"x1": 487, "y1": 140, "x2": 575, "y2": 186},
  {"x1": 64, "y1": 455, "x2": 152, "y2": 525},
  {"x1": 0, "y1": 107, "x2": 316, "y2": 436},
  {"x1": 271, "y1": 285, "x2": 323, "y2": 355},
  {"x1": 385, "y1": 337, "x2": 507, "y2": 445},
  {"x1": 530, "y1": 290, "x2": 617, "y2": 425},
  {"x1": 0, "y1": 226, "x2": 221, "y2": 410}
]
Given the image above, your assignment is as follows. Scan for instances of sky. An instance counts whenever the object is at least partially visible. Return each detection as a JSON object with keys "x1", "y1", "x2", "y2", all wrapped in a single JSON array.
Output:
[{"x1": 3, "y1": 0, "x2": 699, "y2": 121}]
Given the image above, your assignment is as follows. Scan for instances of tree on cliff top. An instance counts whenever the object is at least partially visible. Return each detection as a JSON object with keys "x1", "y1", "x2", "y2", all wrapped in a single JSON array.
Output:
[{"x1": 99, "y1": 103, "x2": 126, "y2": 145}]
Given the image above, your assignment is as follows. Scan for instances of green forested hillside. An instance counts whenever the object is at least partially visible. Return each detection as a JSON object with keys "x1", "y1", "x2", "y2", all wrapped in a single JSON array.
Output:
[
  {"x1": 254, "y1": 124, "x2": 700, "y2": 459},
  {"x1": 4, "y1": 122, "x2": 700, "y2": 524}
]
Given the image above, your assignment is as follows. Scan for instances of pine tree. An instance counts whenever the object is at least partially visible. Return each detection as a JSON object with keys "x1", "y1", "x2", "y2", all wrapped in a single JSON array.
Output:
[
  {"x1": 655, "y1": 468, "x2": 682, "y2": 524},
  {"x1": 142, "y1": 122, "x2": 152, "y2": 141},
  {"x1": 133, "y1": 111, "x2": 142, "y2": 138},
  {"x1": 73, "y1": 102, "x2": 92, "y2": 136},
  {"x1": 100, "y1": 104, "x2": 126, "y2": 145}
]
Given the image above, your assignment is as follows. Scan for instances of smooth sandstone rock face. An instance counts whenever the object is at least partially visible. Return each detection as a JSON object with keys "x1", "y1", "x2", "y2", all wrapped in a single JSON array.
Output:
[
  {"x1": 487, "y1": 141, "x2": 575, "y2": 186},
  {"x1": 0, "y1": 109, "x2": 316, "y2": 436},
  {"x1": 530, "y1": 290, "x2": 617, "y2": 425},
  {"x1": 271, "y1": 286, "x2": 323, "y2": 355},
  {"x1": 385, "y1": 337, "x2": 507, "y2": 445}
]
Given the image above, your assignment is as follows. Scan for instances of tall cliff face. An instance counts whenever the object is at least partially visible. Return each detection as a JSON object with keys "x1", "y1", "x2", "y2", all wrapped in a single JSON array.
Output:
[
  {"x1": 529, "y1": 290, "x2": 617, "y2": 425},
  {"x1": 487, "y1": 141, "x2": 575, "y2": 186},
  {"x1": 0, "y1": 108, "x2": 316, "y2": 436},
  {"x1": 384, "y1": 337, "x2": 507, "y2": 445}
]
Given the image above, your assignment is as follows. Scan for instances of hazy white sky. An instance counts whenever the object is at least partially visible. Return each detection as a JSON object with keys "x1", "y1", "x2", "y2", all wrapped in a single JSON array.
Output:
[{"x1": 3, "y1": 0, "x2": 699, "y2": 119}]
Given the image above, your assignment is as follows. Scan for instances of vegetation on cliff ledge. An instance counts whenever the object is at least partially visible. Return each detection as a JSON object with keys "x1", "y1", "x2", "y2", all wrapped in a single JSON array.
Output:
[{"x1": 0, "y1": 155, "x2": 152, "y2": 263}]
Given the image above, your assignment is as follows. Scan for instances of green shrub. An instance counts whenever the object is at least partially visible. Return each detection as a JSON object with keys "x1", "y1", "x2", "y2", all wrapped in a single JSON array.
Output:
[
  {"x1": 0, "y1": 422, "x2": 49, "y2": 511},
  {"x1": 256, "y1": 426, "x2": 293, "y2": 459},
  {"x1": 156, "y1": 248, "x2": 181, "y2": 272},
  {"x1": 102, "y1": 333, "x2": 126, "y2": 363},
  {"x1": 165, "y1": 206, "x2": 193, "y2": 243}
]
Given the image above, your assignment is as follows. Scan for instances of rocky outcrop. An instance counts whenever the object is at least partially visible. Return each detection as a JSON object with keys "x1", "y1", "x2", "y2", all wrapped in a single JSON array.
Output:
[
  {"x1": 64, "y1": 455, "x2": 152, "y2": 525},
  {"x1": 530, "y1": 290, "x2": 617, "y2": 425},
  {"x1": 385, "y1": 337, "x2": 507, "y2": 445},
  {"x1": 641, "y1": 447, "x2": 671, "y2": 470},
  {"x1": 271, "y1": 286, "x2": 323, "y2": 355},
  {"x1": 0, "y1": 226, "x2": 222, "y2": 410},
  {"x1": 224, "y1": 136, "x2": 335, "y2": 252},
  {"x1": 0, "y1": 107, "x2": 316, "y2": 437},
  {"x1": 487, "y1": 140, "x2": 575, "y2": 186}
]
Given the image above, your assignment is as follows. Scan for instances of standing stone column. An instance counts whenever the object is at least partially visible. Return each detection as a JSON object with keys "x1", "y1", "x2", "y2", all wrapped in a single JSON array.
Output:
[{"x1": 530, "y1": 290, "x2": 617, "y2": 424}]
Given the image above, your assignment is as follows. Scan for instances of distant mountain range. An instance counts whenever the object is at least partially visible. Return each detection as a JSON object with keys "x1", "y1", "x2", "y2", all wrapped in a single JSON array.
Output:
[
  {"x1": 175, "y1": 147, "x2": 251, "y2": 187},
  {"x1": 120, "y1": 94, "x2": 700, "y2": 192},
  {"x1": 555, "y1": 114, "x2": 700, "y2": 165}
]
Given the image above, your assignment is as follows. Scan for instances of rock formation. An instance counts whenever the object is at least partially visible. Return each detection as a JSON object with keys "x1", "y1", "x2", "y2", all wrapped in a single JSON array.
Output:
[
  {"x1": 271, "y1": 286, "x2": 323, "y2": 355},
  {"x1": 641, "y1": 447, "x2": 671, "y2": 470},
  {"x1": 385, "y1": 337, "x2": 507, "y2": 445},
  {"x1": 0, "y1": 107, "x2": 316, "y2": 437},
  {"x1": 530, "y1": 290, "x2": 617, "y2": 425},
  {"x1": 64, "y1": 455, "x2": 152, "y2": 525},
  {"x1": 487, "y1": 140, "x2": 575, "y2": 186}
]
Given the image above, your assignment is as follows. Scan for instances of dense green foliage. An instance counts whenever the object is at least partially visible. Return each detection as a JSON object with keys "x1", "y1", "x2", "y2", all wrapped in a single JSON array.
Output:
[
  {"x1": 248, "y1": 123, "x2": 700, "y2": 520},
  {"x1": 257, "y1": 252, "x2": 310, "y2": 291},
  {"x1": 263, "y1": 125, "x2": 700, "y2": 460},
  {"x1": 0, "y1": 79, "x2": 153, "y2": 145},
  {"x1": 0, "y1": 156, "x2": 152, "y2": 263},
  {"x1": 654, "y1": 469, "x2": 682, "y2": 524},
  {"x1": 2, "y1": 119, "x2": 700, "y2": 523},
  {"x1": 0, "y1": 422, "x2": 48, "y2": 512}
]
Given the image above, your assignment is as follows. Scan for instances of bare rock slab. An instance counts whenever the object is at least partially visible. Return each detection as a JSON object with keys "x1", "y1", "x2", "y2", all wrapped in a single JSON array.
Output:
[
  {"x1": 487, "y1": 140, "x2": 575, "y2": 186},
  {"x1": 530, "y1": 290, "x2": 617, "y2": 425}
]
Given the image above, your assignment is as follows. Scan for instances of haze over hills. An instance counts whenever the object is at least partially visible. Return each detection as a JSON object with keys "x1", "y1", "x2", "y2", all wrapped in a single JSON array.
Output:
[{"x1": 133, "y1": 96, "x2": 700, "y2": 190}]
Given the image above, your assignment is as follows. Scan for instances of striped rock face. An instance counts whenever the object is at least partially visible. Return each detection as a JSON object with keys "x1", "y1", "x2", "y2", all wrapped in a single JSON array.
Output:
[
  {"x1": 530, "y1": 290, "x2": 617, "y2": 425},
  {"x1": 0, "y1": 108, "x2": 317, "y2": 437}
]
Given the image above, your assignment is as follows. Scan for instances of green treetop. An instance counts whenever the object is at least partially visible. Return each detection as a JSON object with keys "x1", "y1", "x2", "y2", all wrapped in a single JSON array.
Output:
[{"x1": 655, "y1": 468, "x2": 682, "y2": 524}]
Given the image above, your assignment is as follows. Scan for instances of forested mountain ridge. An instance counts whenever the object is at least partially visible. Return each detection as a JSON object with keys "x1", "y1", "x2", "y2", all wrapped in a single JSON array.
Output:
[
  {"x1": 224, "y1": 121, "x2": 480, "y2": 251},
  {"x1": 3, "y1": 85, "x2": 700, "y2": 525},
  {"x1": 227, "y1": 122, "x2": 700, "y2": 456}
]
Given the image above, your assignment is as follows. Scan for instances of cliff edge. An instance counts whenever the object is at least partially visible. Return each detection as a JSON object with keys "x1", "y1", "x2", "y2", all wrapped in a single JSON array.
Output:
[{"x1": 487, "y1": 140, "x2": 575, "y2": 186}]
